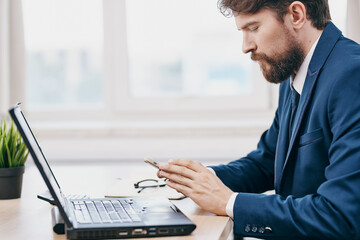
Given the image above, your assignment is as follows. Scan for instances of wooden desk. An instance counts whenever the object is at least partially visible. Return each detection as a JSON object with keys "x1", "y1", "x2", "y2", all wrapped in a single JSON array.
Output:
[{"x1": 0, "y1": 163, "x2": 233, "y2": 240}]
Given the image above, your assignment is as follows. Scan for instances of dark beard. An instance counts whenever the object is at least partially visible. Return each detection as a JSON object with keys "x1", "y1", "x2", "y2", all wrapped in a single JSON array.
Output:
[{"x1": 251, "y1": 39, "x2": 305, "y2": 84}]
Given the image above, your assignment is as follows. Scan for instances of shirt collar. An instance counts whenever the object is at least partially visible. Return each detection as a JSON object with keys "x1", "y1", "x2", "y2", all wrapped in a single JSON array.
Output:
[{"x1": 291, "y1": 36, "x2": 321, "y2": 95}]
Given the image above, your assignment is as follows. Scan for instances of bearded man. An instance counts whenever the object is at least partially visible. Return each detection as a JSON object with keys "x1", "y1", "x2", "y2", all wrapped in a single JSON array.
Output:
[{"x1": 158, "y1": 1, "x2": 360, "y2": 239}]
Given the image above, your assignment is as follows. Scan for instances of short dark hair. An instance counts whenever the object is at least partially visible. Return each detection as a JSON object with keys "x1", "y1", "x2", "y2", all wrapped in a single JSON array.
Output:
[{"x1": 218, "y1": 0, "x2": 331, "y2": 30}]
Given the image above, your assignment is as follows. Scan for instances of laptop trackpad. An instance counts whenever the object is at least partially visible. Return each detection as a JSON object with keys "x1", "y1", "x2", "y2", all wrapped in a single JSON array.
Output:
[{"x1": 145, "y1": 206, "x2": 175, "y2": 213}]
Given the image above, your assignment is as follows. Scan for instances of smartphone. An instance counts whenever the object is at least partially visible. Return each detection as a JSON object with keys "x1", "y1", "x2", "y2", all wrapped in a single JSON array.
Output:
[{"x1": 144, "y1": 157, "x2": 160, "y2": 169}]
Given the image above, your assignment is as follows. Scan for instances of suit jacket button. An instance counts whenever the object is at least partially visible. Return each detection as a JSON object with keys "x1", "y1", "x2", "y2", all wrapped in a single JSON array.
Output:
[
  {"x1": 258, "y1": 227, "x2": 265, "y2": 234},
  {"x1": 244, "y1": 224, "x2": 251, "y2": 233},
  {"x1": 251, "y1": 225, "x2": 258, "y2": 233},
  {"x1": 265, "y1": 227, "x2": 272, "y2": 233}
]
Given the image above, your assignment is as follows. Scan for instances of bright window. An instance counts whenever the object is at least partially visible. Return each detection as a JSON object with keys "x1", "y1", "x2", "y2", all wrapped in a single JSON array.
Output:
[
  {"x1": 21, "y1": 0, "x2": 348, "y2": 118},
  {"x1": 126, "y1": 0, "x2": 252, "y2": 98},
  {"x1": 22, "y1": 0, "x2": 103, "y2": 110}
]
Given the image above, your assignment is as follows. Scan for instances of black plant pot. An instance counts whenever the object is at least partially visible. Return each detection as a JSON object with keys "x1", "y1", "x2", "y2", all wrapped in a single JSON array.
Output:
[{"x1": 0, "y1": 166, "x2": 25, "y2": 199}]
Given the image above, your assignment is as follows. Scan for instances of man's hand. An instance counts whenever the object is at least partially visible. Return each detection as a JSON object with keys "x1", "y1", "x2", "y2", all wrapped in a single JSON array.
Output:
[{"x1": 158, "y1": 159, "x2": 233, "y2": 216}]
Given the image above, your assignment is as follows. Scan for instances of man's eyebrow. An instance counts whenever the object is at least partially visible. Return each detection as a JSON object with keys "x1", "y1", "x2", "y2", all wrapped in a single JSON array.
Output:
[{"x1": 239, "y1": 21, "x2": 260, "y2": 31}]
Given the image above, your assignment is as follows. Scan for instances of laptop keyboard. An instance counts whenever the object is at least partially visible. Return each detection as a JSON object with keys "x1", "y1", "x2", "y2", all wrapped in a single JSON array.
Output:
[{"x1": 72, "y1": 199, "x2": 141, "y2": 224}]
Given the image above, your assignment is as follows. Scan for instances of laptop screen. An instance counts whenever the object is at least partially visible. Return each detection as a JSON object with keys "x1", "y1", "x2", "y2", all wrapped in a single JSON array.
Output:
[{"x1": 9, "y1": 104, "x2": 72, "y2": 226}]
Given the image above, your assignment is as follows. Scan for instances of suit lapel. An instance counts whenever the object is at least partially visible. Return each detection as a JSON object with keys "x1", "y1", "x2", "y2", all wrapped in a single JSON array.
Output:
[
  {"x1": 284, "y1": 69, "x2": 320, "y2": 160},
  {"x1": 274, "y1": 84, "x2": 292, "y2": 192},
  {"x1": 278, "y1": 22, "x2": 342, "y2": 191}
]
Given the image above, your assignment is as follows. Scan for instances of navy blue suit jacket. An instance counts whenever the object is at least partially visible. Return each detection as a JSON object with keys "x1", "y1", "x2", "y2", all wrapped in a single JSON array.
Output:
[{"x1": 211, "y1": 22, "x2": 360, "y2": 239}]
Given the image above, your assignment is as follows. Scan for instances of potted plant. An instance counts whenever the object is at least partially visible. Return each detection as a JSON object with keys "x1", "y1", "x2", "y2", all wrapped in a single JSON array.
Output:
[{"x1": 0, "y1": 119, "x2": 29, "y2": 199}]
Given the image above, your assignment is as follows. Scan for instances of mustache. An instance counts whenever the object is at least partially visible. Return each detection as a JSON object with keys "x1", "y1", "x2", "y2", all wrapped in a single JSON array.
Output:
[{"x1": 251, "y1": 52, "x2": 269, "y2": 62}]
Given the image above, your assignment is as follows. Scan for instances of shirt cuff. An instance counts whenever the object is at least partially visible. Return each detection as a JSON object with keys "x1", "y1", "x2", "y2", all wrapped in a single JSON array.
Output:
[{"x1": 226, "y1": 192, "x2": 238, "y2": 219}]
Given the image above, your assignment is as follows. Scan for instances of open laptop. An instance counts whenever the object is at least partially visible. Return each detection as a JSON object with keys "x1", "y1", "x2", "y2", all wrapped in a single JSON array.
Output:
[{"x1": 9, "y1": 103, "x2": 196, "y2": 239}]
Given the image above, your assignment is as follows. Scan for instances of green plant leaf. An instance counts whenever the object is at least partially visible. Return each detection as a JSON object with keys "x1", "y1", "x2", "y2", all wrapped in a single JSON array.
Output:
[
  {"x1": 22, "y1": 151, "x2": 29, "y2": 166},
  {"x1": 10, "y1": 126, "x2": 17, "y2": 163},
  {"x1": 4, "y1": 137, "x2": 12, "y2": 168},
  {"x1": 0, "y1": 119, "x2": 28, "y2": 168},
  {"x1": 0, "y1": 138, "x2": 4, "y2": 168},
  {"x1": 14, "y1": 143, "x2": 28, "y2": 167}
]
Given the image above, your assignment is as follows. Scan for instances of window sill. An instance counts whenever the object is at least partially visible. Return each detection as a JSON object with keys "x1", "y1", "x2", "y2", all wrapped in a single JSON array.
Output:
[
  {"x1": 32, "y1": 117, "x2": 273, "y2": 138},
  {"x1": 28, "y1": 114, "x2": 274, "y2": 162}
]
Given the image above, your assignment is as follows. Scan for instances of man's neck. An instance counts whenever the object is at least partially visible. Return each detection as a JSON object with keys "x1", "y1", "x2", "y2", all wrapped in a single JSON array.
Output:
[
  {"x1": 300, "y1": 25, "x2": 323, "y2": 58},
  {"x1": 292, "y1": 34, "x2": 321, "y2": 94}
]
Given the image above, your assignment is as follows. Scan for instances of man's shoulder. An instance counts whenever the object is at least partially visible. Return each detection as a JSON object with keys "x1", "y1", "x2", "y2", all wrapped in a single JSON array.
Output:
[
  {"x1": 316, "y1": 36, "x2": 360, "y2": 97},
  {"x1": 322, "y1": 36, "x2": 360, "y2": 76},
  {"x1": 333, "y1": 36, "x2": 360, "y2": 59},
  {"x1": 329, "y1": 35, "x2": 360, "y2": 62},
  {"x1": 312, "y1": 22, "x2": 360, "y2": 73}
]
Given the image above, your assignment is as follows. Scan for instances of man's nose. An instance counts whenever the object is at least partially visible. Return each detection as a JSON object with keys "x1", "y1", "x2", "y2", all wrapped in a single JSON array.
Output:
[{"x1": 242, "y1": 35, "x2": 256, "y2": 54}]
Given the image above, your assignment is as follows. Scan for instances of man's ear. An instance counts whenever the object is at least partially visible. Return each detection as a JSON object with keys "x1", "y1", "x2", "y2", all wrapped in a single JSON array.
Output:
[{"x1": 288, "y1": 1, "x2": 307, "y2": 30}]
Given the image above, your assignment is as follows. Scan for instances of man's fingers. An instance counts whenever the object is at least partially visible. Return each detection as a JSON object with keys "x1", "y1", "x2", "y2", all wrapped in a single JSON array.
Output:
[
  {"x1": 159, "y1": 159, "x2": 205, "y2": 175},
  {"x1": 159, "y1": 170, "x2": 193, "y2": 188},
  {"x1": 159, "y1": 162, "x2": 196, "y2": 179},
  {"x1": 166, "y1": 180, "x2": 191, "y2": 196},
  {"x1": 156, "y1": 170, "x2": 162, "y2": 179},
  {"x1": 168, "y1": 159, "x2": 204, "y2": 172}
]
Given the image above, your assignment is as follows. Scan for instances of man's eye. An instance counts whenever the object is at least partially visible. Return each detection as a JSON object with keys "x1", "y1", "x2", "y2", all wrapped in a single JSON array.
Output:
[{"x1": 250, "y1": 26, "x2": 259, "y2": 32}]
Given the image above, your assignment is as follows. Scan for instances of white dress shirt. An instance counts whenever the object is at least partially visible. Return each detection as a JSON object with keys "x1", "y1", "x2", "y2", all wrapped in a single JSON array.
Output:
[
  {"x1": 292, "y1": 36, "x2": 320, "y2": 94},
  {"x1": 220, "y1": 36, "x2": 321, "y2": 219}
]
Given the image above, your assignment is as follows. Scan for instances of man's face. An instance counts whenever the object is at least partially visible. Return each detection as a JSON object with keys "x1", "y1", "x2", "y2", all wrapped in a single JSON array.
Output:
[{"x1": 235, "y1": 9, "x2": 305, "y2": 83}]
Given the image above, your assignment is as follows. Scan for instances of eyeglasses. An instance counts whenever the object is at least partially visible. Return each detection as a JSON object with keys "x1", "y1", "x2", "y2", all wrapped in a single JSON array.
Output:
[{"x1": 134, "y1": 179, "x2": 167, "y2": 193}]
